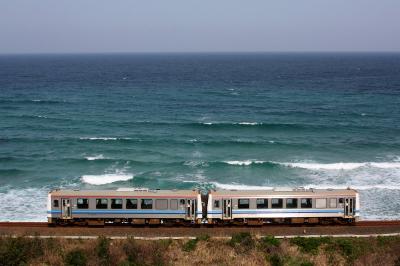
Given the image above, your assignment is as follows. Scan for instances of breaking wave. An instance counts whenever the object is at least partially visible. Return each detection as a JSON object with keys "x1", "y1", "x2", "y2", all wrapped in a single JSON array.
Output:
[
  {"x1": 223, "y1": 160, "x2": 266, "y2": 166},
  {"x1": 79, "y1": 137, "x2": 132, "y2": 141},
  {"x1": 218, "y1": 160, "x2": 400, "y2": 170},
  {"x1": 0, "y1": 187, "x2": 48, "y2": 222},
  {"x1": 282, "y1": 162, "x2": 400, "y2": 170},
  {"x1": 85, "y1": 154, "x2": 106, "y2": 161},
  {"x1": 81, "y1": 173, "x2": 134, "y2": 185}
]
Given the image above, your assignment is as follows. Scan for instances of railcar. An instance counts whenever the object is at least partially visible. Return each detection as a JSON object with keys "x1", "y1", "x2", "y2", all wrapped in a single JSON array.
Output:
[
  {"x1": 48, "y1": 187, "x2": 359, "y2": 226},
  {"x1": 207, "y1": 187, "x2": 359, "y2": 225},
  {"x1": 47, "y1": 188, "x2": 202, "y2": 226}
]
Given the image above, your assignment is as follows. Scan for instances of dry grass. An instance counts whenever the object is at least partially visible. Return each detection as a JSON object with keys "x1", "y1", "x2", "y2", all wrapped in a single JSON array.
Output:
[{"x1": 0, "y1": 235, "x2": 400, "y2": 266}]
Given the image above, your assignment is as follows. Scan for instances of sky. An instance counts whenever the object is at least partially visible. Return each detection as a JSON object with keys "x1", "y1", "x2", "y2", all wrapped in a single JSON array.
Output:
[{"x1": 0, "y1": 0, "x2": 399, "y2": 54}]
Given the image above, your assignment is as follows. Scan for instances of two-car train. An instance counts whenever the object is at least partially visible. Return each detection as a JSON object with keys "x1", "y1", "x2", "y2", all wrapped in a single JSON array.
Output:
[{"x1": 47, "y1": 187, "x2": 359, "y2": 226}]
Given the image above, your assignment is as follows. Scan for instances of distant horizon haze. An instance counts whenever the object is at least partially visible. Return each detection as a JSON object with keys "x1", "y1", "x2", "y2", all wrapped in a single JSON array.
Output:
[{"x1": 0, "y1": 0, "x2": 399, "y2": 54}]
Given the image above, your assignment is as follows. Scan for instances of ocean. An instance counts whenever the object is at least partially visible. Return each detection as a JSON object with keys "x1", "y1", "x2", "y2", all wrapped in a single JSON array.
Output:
[{"x1": 0, "y1": 53, "x2": 399, "y2": 221}]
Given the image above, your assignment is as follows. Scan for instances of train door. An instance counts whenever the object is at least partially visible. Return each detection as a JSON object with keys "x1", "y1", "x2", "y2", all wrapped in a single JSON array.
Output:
[
  {"x1": 61, "y1": 198, "x2": 72, "y2": 219},
  {"x1": 344, "y1": 198, "x2": 355, "y2": 217},
  {"x1": 222, "y1": 199, "x2": 232, "y2": 220},
  {"x1": 186, "y1": 199, "x2": 195, "y2": 220}
]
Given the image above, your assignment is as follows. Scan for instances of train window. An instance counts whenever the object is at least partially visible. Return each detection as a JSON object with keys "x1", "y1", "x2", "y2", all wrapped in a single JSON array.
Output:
[
  {"x1": 286, "y1": 198, "x2": 298, "y2": 208},
  {"x1": 238, "y1": 199, "x2": 250, "y2": 209},
  {"x1": 126, "y1": 199, "x2": 137, "y2": 209},
  {"x1": 256, "y1": 198, "x2": 268, "y2": 209},
  {"x1": 316, "y1": 198, "x2": 327, "y2": 208},
  {"x1": 77, "y1": 198, "x2": 89, "y2": 209},
  {"x1": 338, "y1": 198, "x2": 344, "y2": 204},
  {"x1": 329, "y1": 198, "x2": 337, "y2": 208},
  {"x1": 111, "y1": 199, "x2": 123, "y2": 209},
  {"x1": 271, "y1": 198, "x2": 283, "y2": 208},
  {"x1": 301, "y1": 198, "x2": 312, "y2": 208},
  {"x1": 53, "y1": 200, "x2": 59, "y2": 207},
  {"x1": 96, "y1": 199, "x2": 108, "y2": 209},
  {"x1": 180, "y1": 199, "x2": 186, "y2": 205},
  {"x1": 214, "y1": 200, "x2": 220, "y2": 208},
  {"x1": 141, "y1": 199, "x2": 153, "y2": 209},
  {"x1": 170, "y1": 199, "x2": 178, "y2": 210},
  {"x1": 155, "y1": 199, "x2": 168, "y2": 210}
]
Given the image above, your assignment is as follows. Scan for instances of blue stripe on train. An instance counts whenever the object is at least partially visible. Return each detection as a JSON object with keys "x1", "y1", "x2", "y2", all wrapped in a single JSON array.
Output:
[
  {"x1": 233, "y1": 209, "x2": 344, "y2": 214},
  {"x1": 48, "y1": 210, "x2": 187, "y2": 215},
  {"x1": 209, "y1": 209, "x2": 360, "y2": 215}
]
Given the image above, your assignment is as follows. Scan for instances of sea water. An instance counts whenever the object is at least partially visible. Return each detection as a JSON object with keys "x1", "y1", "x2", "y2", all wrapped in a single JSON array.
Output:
[{"x1": 0, "y1": 53, "x2": 399, "y2": 221}]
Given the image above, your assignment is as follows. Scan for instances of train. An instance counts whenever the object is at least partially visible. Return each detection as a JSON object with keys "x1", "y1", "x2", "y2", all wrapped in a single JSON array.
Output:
[{"x1": 47, "y1": 187, "x2": 359, "y2": 226}]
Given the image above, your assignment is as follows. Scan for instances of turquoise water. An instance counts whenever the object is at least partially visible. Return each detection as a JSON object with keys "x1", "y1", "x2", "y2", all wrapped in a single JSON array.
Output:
[{"x1": 0, "y1": 53, "x2": 400, "y2": 220}]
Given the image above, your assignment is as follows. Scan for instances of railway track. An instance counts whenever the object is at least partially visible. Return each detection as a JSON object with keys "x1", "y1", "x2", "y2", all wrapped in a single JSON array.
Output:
[
  {"x1": 1, "y1": 221, "x2": 400, "y2": 238},
  {"x1": 1, "y1": 220, "x2": 400, "y2": 228}
]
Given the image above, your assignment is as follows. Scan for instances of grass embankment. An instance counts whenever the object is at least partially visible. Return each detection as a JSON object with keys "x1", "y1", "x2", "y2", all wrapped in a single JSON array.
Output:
[{"x1": 1, "y1": 233, "x2": 400, "y2": 266}]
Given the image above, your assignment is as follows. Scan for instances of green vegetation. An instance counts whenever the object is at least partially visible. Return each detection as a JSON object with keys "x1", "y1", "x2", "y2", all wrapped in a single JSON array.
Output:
[
  {"x1": 65, "y1": 249, "x2": 87, "y2": 266},
  {"x1": 182, "y1": 234, "x2": 210, "y2": 252},
  {"x1": 229, "y1": 232, "x2": 255, "y2": 252},
  {"x1": 97, "y1": 236, "x2": 111, "y2": 266},
  {"x1": 0, "y1": 235, "x2": 399, "y2": 266},
  {"x1": 0, "y1": 236, "x2": 44, "y2": 266},
  {"x1": 290, "y1": 236, "x2": 330, "y2": 254},
  {"x1": 182, "y1": 238, "x2": 198, "y2": 252},
  {"x1": 260, "y1": 235, "x2": 281, "y2": 248}
]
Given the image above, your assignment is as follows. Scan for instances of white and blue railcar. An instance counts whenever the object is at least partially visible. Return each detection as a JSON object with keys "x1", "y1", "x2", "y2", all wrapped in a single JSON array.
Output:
[
  {"x1": 47, "y1": 188, "x2": 202, "y2": 225},
  {"x1": 207, "y1": 188, "x2": 359, "y2": 225}
]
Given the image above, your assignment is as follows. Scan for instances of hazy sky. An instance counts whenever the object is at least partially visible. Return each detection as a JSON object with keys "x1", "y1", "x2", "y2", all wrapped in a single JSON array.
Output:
[{"x1": 0, "y1": 0, "x2": 399, "y2": 53}]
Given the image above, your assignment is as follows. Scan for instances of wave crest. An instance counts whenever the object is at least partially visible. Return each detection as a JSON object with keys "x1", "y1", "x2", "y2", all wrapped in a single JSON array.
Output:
[
  {"x1": 81, "y1": 173, "x2": 134, "y2": 185},
  {"x1": 85, "y1": 154, "x2": 106, "y2": 161},
  {"x1": 283, "y1": 162, "x2": 400, "y2": 170}
]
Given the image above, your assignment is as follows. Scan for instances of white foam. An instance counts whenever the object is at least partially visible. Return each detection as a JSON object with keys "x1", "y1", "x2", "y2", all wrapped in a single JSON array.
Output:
[
  {"x1": 238, "y1": 122, "x2": 259, "y2": 125},
  {"x1": 282, "y1": 162, "x2": 365, "y2": 170},
  {"x1": 370, "y1": 162, "x2": 400, "y2": 169},
  {"x1": 281, "y1": 162, "x2": 400, "y2": 170},
  {"x1": 85, "y1": 154, "x2": 105, "y2": 161},
  {"x1": 212, "y1": 182, "x2": 400, "y2": 191},
  {"x1": 212, "y1": 182, "x2": 274, "y2": 190},
  {"x1": 0, "y1": 187, "x2": 48, "y2": 222},
  {"x1": 183, "y1": 161, "x2": 207, "y2": 167},
  {"x1": 81, "y1": 173, "x2": 133, "y2": 185},
  {"x1": 224, "y1": 160, "x2": 265, "y2": 166},
  {"x1": 302, "y1": 184, "x2": 400, "y2": 190},
  {"x1": 80, "y1": 137, "x2": 131, "y2": 141}
]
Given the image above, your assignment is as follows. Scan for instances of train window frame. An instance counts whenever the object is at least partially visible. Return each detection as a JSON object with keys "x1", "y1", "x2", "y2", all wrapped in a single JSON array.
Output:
[
  {"x1": 256, "y1": 198, "x2": 268, "y2": 209},
  {"x1": 329, "y1": 198, "x2": 337, "y2": 208},
  {"x1": 53, "y1": 199, "x2": 59, "y2": 208},
  {"x1": 141, "y1": 199, "x2": 153, "y2": 209},
  {"x1": 300, "y1": 198, "x2": 312, "y2": 208},
  {"x1": 155, "y1": 199, "x2": 168, "y2": 210},
  {"x1": 316, "y1": 198, "x2": 327, "y2": 209},
  {"x1": 170, "y1": 199, "x2": 178, "y2": 210},
  {"x1": 286, "y1": 198, "x2": 298, "y2": 208},
  {"x1": 77, "y1": 198, "x2": 89, "y2": 209},
  {"x1": 271, "y1": 198, "x2": 283, "y2": 208},
  {"x1": 96, "y1": 198, "x2": 108, "y2": 209},
  {"x1": 126, "y1": 199, "x2": 138, "y2": 209},
  {"x1": 238, "y1": 199, "x2": 250, "y2": 209},
  {"x1": 214, "y1": 200, "x2": 220, "y2": 208},
  {"x1": 111, "y1": 198, "x2": 123, "y2": 209}
]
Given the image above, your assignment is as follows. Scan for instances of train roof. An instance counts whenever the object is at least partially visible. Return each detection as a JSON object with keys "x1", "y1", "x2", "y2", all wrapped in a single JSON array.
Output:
[
  {"x1": 210, "y1": 188, "x2": 358, "y2": 197},
  {"x1": 49, "y1": 188, "x2": 199, "y2": 197}
]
